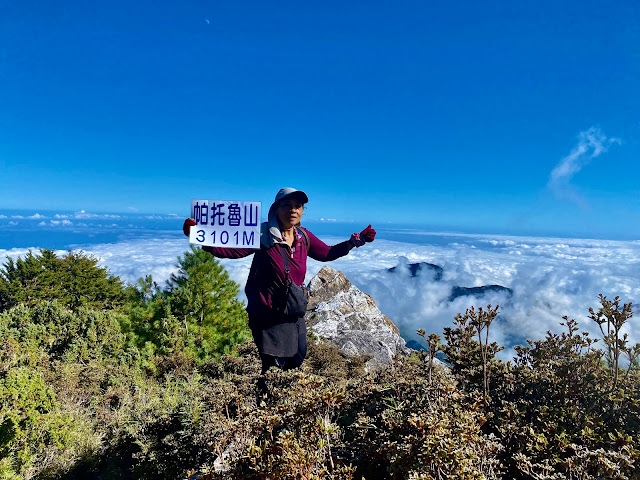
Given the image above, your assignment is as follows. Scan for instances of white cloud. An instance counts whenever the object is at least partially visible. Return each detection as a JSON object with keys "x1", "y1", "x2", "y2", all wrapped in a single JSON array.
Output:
[
  {"x1": 28, "y1": 213, "x2": 45, "y2": 219},
  {"x1": 330, "y1": 244, "x2": 636, "y2": 360},
  {"x1": 0, "y1": 215, "x2": 7, "y2": 219},
  {"x1": 38, "y1": 221, "x2": 46, "y2": 226},
  {"x1": 4, "y1": 231, "x2": 638, "y2": 359},
  {"x1": 78, "y1": 238, "x2": 198, "y2": 289},
  {"x1": 548, "y1": 127, "x2": 621, "y2": 207},
  {"x1": 74, "y1": 210, "x2": 120, "y2": 219},
  {"x1": 11, "y1": 215, "x2": 23, "y2": 219},
  {"x1": 550, "y1": 127, "x2": 620, "y2": 183},
  {"x1": 0, "y1": 247, "x2": 68, "y2": 261}
]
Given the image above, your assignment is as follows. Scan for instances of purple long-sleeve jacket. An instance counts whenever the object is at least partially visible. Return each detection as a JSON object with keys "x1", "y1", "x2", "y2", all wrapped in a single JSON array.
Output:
[{"x1": 203, "y1": 225, "x2": 352, "y2": 321}]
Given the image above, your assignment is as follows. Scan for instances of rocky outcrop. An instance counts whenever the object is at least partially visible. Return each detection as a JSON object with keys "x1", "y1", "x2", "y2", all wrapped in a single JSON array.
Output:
[{"x1": 305, "y1": 267, "x2": 409, "y2": 370}]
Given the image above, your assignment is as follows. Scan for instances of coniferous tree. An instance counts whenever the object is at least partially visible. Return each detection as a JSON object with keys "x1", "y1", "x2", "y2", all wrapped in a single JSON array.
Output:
[{"x1": 165, "y1": 246, "x2": 250, "y2": 360}]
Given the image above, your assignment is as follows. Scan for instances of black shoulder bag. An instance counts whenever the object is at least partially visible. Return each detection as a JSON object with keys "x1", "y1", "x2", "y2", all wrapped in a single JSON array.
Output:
[{"x1": 275, "y1": 244, "x2": 309, "y2": 317}]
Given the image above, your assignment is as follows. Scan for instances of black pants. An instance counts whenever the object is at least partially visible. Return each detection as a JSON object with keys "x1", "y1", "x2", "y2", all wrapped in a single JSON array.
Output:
[{"x1": 259, "y1": 323, "x2": 308, "y2": 374}]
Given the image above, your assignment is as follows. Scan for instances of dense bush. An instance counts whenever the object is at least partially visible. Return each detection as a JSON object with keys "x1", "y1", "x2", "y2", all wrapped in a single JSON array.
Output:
[
  {"x1": 442, "y1": 299, "x2": 640, "y2": 480},
  {"x1": 1, "y1": 248, "x2": 638, "y2": 479},
  {"x1": 0, "y1": 249, "x2": 251, "y2": 479},
  {"x1": 0, "y1": 302, "x2": 136, "y2": 479},
  {"x1": 0, "y1": 249, "x2": 127, "y2": 312},
  {"x1": 183, "y1": 343, "x2": 500, "y2": 480}
]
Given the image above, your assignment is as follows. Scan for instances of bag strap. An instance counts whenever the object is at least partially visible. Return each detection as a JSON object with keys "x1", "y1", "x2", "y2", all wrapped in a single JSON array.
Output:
[
  {"x1": 278, "y1": 245, "x2": 292, "y2": 282},
  {"x1": 296, "y1": 227, "x2": 310, "y2": 253},
  {"x1": 279, "y1": 228, "x2": 308, "y2": 281}
]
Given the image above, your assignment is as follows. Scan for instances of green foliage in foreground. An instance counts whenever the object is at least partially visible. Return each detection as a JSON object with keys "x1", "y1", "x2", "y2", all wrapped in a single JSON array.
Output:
[
  {"x1": 0, "y1": 248, "x2": 638, "y2": 479},
  {"x1": 0, "y1": 248, "x2": 251, "y2": 479},
  {"x1": 125, "y1": 246, "x2": 251, "y2": 365},
  {"x1": 440, "y1": 298, "x2": 640, "y2": 480}
]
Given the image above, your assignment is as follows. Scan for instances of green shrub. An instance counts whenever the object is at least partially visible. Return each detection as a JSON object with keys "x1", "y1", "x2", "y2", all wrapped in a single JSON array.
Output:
[
  {"x1": 182, "y1": 340, "x2": 500, "y2": 480},
  {"x1": 0, "y1": 249, "x2": 126, "y2": 312},
  {"x1": 3, "y1": 247, "x2": 638, "y2": 480},
  {"x1": 0, "y1": 365, "x2": 81, "y2": 479},
  {"x1": 438, "y1": 298, "x2": 640, "y2": 480}
]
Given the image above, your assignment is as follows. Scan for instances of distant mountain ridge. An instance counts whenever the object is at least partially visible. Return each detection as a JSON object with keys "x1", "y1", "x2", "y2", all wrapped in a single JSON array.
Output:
[
  {"x1": 388, "y1": 261, "x2": 443, "y2": 281},
  {"x1": 387, "y1": 260, "x2": 513, "y2": 301}
]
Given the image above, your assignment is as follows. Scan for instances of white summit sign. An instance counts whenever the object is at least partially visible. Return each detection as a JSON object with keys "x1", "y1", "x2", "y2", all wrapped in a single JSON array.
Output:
[{"x1": 189, "y1": 199, "x2": 261, "y2": 249}]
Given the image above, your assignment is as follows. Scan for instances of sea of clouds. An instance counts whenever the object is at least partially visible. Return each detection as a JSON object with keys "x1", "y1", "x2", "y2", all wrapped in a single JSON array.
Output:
[
  {"x1": 5, "y1": 128, "x2": 635, "y2": 355},
  {"x1": 2, "y1": 218, "x2": 638, "y2": 358}
]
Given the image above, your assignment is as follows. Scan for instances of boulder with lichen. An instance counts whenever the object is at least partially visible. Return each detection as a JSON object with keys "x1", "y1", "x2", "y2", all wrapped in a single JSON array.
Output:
[{"x1": 305, "y1": 266, "x2": 409, "y2": 370}]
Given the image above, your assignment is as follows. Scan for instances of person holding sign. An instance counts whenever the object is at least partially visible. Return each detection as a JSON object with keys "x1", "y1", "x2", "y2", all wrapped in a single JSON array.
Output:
[{"x1": 183, "y1": 187, "x2": 376, "y2": 377}]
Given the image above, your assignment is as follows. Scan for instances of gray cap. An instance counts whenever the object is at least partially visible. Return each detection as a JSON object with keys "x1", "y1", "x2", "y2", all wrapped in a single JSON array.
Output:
[{"x1": 273, "y1": 187, "x2": 309, "y2": 205}]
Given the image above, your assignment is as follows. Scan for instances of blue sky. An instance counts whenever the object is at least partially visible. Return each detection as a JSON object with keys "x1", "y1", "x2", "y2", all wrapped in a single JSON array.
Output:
[{"x1": 1, "y1": 0, "x2": 639, "y2": 238}]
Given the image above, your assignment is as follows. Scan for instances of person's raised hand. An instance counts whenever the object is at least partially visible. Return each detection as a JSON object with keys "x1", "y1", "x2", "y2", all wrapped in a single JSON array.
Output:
[
  {"x1": 183, "y1": 218, "x2": 196, "y2": 237},
  {"x1": 350, "y1": 232, "x2": 365, "y2": 247},
  {"x1": 350, "y1": 225, "x2": 376, "y2": 247},
  {"x1": 360, "y1": 225, "x2": 376, "y2": 242}
]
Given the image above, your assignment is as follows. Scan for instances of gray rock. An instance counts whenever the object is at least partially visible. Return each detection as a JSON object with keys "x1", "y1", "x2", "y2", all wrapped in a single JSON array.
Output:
[
  {"x1": 305, "y1": 267, "x2": 409, "y2": 370},
  {"x1": 213, "y1": 441, "x2": 240, "y2": 473}
]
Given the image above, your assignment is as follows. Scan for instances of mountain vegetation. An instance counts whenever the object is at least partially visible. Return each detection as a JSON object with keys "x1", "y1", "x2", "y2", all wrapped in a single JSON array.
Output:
[{"x1": 0, "y1": 249, "x2": 638, "y2": 479}]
